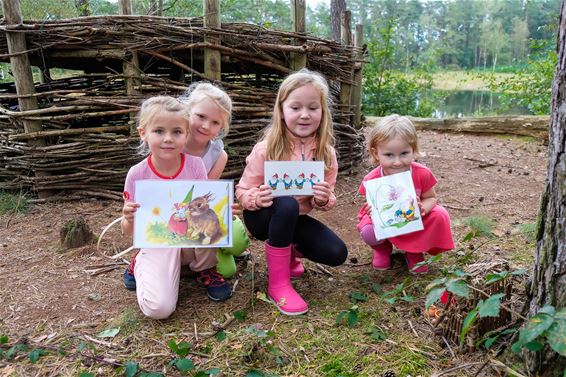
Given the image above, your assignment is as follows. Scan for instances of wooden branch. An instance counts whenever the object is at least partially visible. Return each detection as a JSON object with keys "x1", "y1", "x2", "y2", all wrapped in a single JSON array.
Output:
[{"x1": 9, "y1": 125, "x2": 130, "y2": 140}]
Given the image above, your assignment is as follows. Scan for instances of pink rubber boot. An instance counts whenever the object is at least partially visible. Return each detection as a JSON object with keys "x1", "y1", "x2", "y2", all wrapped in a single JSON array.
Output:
[
  {"x1": 265, "y1": 242, "x2": 308, "y2": 315},
  {"x1": 372, "y1": 241, "x2": 393, "y2": 270},
  {"x1": 290, "y1": 245, "x2": 305, "y2": 279},
  {"x1": 406, "y1": 252, "x2": 429, "y2": 274}
]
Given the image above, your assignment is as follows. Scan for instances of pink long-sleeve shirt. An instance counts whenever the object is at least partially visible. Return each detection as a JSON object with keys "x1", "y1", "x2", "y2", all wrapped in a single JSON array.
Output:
[{"x1": 235, "y1": 134, "x2": 338, "y2": 215}]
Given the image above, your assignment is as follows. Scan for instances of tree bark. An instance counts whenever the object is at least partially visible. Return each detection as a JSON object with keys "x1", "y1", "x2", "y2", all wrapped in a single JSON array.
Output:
[
  {"x1": 525, "y1": 0, "x2": 566, "y2": 375},
  {"x1": 331, "y1": 0, "x2": 346, "y2": 42}
]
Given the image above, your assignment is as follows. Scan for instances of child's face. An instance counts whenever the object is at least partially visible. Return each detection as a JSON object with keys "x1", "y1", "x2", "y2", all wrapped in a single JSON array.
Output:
[
  {"x1": 188, "y1": 98, "x2": 225, "y2": 146},
  {"x1": 281, "y1": 84, "x2": 322, "y2": 139},
  {"x1": 139, "y1": 111, "x2": 189, "y2": 161},
  {"x1": 371, "y1": 136, "x2": 415, "y2": 176}
]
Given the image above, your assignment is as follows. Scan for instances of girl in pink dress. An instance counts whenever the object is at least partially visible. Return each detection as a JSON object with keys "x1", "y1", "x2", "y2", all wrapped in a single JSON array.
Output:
[{"x1": 357, "y1": 115, "x2": 454, "y2": 273}]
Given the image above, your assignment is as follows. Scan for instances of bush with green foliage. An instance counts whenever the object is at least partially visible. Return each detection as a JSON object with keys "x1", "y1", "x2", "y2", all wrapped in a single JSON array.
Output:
[
  {"x1": 362, "y1": 19, "x2": 439, "y2": 117},
  {"x1": 486, "y1": 31, "x2": 556, "y2": 115}
]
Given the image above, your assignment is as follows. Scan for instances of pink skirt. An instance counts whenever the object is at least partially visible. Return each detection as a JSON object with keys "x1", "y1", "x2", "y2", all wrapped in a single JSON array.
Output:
[{"x1": 389, "y1": 205, "x2": 454, "y2": 255}]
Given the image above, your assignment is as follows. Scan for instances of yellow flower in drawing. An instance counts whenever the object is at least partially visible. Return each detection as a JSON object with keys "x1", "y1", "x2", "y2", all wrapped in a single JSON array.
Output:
[{"x1": 152, "y1": 207, "x2": 161, "y2": 216}]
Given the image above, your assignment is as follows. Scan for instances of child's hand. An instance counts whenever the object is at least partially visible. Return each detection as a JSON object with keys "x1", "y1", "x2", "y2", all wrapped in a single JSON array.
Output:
[
  {"x1": 255, "y1": 184, "x2": 274, "y2": 208},
  {"x1": 313, "y1": 181, "x2": 331, "y2": 207},
  {"x1": 362, "y1": 202, "x2": 373, "y2": 216},
  {"x1": 417, "y1": 197, "x2": 426, "y2": 216},
  {"x1": 122, "y1": 201, "x2": 140, "y2": 222},
  {"x1": 232, "y1": 202, "x2": 243, "y2": 217}
]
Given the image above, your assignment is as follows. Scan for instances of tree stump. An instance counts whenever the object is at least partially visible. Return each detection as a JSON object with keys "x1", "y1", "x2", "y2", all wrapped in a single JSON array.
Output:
[{"x1": 60, "y1": 216, "x2": 94, "y2": 249}]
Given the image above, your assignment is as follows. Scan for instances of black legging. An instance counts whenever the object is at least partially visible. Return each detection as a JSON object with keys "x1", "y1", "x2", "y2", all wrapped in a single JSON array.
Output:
[{"x1": 243, "y1": 196, "x2": 348, "y2": 266}]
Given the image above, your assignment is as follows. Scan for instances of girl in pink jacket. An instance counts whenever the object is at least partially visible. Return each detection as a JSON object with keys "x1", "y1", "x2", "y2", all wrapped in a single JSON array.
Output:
[{"x1": 236, "y1": 69, "x2": 348, "y2": 316}]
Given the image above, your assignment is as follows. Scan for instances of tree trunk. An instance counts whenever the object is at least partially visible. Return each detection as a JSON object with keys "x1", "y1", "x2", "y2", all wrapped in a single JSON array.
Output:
[
  {"x1": 525, "y1": 0, "x2": 566, "y2": 375},
  {"x1": 331, "y1": 0, "x2": 346, "y2": 42}
]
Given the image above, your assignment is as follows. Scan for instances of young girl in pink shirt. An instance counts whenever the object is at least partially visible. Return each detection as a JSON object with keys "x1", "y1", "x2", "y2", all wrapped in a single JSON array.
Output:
[
  {"x1": 121, "y1": 96, "x2": 230, "y2": 319},
  {"x1": 358, "y1": 115, "x2": 454, "y2": 273},
  {"x1": 236, "y1": 69, "x2": 348, "y2": 316}
]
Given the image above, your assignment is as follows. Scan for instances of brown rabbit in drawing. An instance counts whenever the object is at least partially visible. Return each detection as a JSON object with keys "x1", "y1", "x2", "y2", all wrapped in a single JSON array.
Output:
[{"x1": 186, "y1": 192, "x2": 221, "y2": 245}]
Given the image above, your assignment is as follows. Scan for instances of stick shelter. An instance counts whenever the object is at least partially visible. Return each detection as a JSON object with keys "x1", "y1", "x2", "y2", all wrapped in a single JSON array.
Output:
[{"x1": 0, "y1": 2, "x2": 364, "y2": 201}]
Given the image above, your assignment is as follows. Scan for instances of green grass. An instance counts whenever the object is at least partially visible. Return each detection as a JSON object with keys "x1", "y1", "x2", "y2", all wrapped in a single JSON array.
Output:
[
  {"x1": 0, "y1": 191, "x2": 29, "y2": 215},
  {"x1": 428, "y1": 71, "x2": 516, "y2": 91},
  {"x1": 462, "y1": 215, "x2": 496, "y2": 238}
]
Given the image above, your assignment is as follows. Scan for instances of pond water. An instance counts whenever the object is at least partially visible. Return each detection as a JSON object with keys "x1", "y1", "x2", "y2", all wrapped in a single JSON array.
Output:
[{"x1": 432, "y1": 90, "x2": 531, "y2": 118}]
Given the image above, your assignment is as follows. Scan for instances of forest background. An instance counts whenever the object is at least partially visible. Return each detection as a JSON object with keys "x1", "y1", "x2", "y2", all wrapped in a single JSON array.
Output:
[{"x1": 0, "y1": 0, "x2": 561, "y2": 119}]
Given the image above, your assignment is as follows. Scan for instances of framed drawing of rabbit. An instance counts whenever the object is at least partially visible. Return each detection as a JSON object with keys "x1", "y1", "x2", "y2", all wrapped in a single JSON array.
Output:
[{"x1": 132, "y1": 180, "x2": 234, "y2": 248}]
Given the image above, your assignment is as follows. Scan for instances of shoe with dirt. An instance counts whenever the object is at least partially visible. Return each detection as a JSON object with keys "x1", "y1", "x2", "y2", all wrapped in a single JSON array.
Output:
[
  {"x1": 405, "y1": 252, "x2": 429, "y2": 274},
  {"x1": 196, "y1": 268, "x2": 233, "y2": 302}
]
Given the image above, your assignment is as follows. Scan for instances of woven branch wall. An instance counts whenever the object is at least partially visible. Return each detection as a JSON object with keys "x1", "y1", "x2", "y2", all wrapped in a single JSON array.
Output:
[{"x1": 0, "y1": 15, "x2": 364, "y2": 201}]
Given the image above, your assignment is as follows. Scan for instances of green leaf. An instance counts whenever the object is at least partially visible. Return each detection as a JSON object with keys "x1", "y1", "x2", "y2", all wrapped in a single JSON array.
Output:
[
  {"x1": 347, "y1": 310, "x2": 359, "y2": 328},
  {"x1": 215, "y1": 330, "x2": 226, "y2": 342},
  {"x1": 78, "y1": 372, "x2": 94, "y2": 377},
  {"x1": 384, "y1": 297, "x2": 397, "y2": 304},
  {"x1": 381, "y1": 203, "x2": 394, "y2": 211},
  {"x1": 425, "y1": 277, "x2": 447, "y2": 291},
  {"x1": 524, "y1": 341, "x2": 544, "y2": 351},
  {"x1": 124, "y1": 361, "x2": 139, "y2": 377},
  {"x1": 245, "y1": 371, "x2": 265, "y2": 377},
  {"x1": 511, "y1": 268, "x2": 527, "y2": 276},
  {"x1": 484, "y1": 336, "x2": 498, "y2": 349},
  {"x1": 400, "y1": 295, "x2": 414, "y2": 302},
  {"x1": 175, "y1": 341, "x2": 191, "y2": 357},
  {"x1": 174, "y1": 358, "x2": 195, "y2": 373},
  {"x1": 205, "y1": 368, "x2": 222, "y2": 376},
  {"x1": 459, "y1": 308, "x2": 479, "y2": 347},
  {"x1": 28, "y1": 348, "x2": 48, "y2": 363},
  {"x1": 0, "y1": 335, "x2": 8, "y2": 344},
  {"x1": 446, "y1": 279, "x2": 470, "y2": 298},
  {"x1": 96, "y1": 327, "x2": 120, "y2": 338},
  {"x1": 336, "y1": 310, "x2": 347, "y2": 325},
  {"x1": 546, "y1": 313, "x2": 566, "y2": 356},
  {"x1": 350, "y1": 291, "x2": 368, "y2": 303},
  {"x1": 477, "y1": 293, "x2": 505, "y2": 318},
  {"x1": 233, "y1": 310, "x2": 247, "y2": 320},
  {"x1": 367, "y1": 327, "x2": 387, "y2": 342},
  {"x1": 167, "y1": 339, "x2": 178, "y2": 353},
  {"x1": 462, "y1": 231, "x2": 476, "y2": 242},
  {"x1": 371, "y1": 283, "x2": 382, "y2": 294},
  {"x1": 485, "y1": 271, "x2": 508, "y2": 284},
  {"x1": 425, "y1": 287, "x2": 445, "y2": 309},
  {"x1": 517, "y1": 312, "x2": 555, "y2": 346}
]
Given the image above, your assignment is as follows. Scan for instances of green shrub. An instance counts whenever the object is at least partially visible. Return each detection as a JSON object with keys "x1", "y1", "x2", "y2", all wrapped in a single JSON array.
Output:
[{"x1": 0, "y1": 191, "x2": 29, "y2": 215}]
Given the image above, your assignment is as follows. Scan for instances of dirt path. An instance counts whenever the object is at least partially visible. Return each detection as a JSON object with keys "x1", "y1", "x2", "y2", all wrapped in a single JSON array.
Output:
[{"x1": 0, "y1": 131, "x2": 548, "y2": 376}]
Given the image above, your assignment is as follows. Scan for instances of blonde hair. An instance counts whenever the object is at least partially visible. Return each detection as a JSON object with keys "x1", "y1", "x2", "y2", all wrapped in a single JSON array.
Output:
[
  {"x1": 180, "y1": 82, "x2": 232, "y2": 137},
  {"x1": 264, "y1": 68, "x2": 335, "y2": 169},
  {"x1": 367, "y1": 114, "x2": 420, "y2": 164},
  {"x1": 136, "y1": 95, "x2": 189, "y2": 155}
]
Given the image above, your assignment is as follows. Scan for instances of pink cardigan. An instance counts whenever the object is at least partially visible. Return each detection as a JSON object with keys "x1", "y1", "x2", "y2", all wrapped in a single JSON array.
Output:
[{"x1": 235, "y1": 134, "x2": 338, "y2": 215}]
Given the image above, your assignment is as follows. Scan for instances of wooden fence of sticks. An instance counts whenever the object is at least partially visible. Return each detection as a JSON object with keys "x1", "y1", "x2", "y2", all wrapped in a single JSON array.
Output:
[{"x1": 0, "y1": 15, "x2": 365, "y2": 201}]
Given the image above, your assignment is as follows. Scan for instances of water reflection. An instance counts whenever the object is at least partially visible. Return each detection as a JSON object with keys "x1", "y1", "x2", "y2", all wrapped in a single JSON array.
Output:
[{"x1": 433, "y1": 90, "x2": 530, "y2": 118}]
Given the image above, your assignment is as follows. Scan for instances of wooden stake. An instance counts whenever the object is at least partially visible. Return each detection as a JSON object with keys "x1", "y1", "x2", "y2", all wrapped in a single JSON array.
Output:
[
  {"x1": 351, "y1": 24, "x2": 364, "y2": 129},
  {"x1": 204, "y1": 0, "x2": 221, "y2": 82},
  {"x1": 290, "y1": 0, "x2": 306, "y2": 70}
]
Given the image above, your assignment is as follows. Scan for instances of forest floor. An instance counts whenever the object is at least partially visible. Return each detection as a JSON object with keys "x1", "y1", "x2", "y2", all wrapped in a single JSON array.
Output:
[{"x1": 0, "y1": 129, "x2": 548, "y2": 377}]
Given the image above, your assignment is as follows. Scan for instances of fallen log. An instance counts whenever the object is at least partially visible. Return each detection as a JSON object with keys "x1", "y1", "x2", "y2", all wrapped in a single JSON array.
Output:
[{"x1": 364, "y1": 115, "x2": 550, "y2": 141}]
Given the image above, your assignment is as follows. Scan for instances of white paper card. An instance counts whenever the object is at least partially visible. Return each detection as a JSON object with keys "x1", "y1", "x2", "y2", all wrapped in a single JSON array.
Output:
[
  {"x1": 364, "y1": 170, "x2": 424, "y2": 240},
  {"x1": 264, "y1": 161, "x2": 324, "y2": 197},
  {"x1": 133, "y1": 180, "x2": 233, "y2": 249}
]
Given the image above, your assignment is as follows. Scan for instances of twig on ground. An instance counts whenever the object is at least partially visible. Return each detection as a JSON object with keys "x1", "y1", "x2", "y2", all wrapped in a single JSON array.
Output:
[
  {"x1": 441, "y1": 336, "x2": 455, "y2": 358},
  {"x1": 407, "y1": 320, "x2": 419, "y2": 338},
  {"x1": 489, "y1": 358, "x2": 528, "y2": 377},
  {"x1": 315, "y1": 263, "x2": 333, "y2": 276},
  {"x1": 432, "y1": 362, "x2": 485, "y2": 377},
  {"x1": 81, "y1": 335, "x2": 116, "y2": 348},
  {"x1": 473, "y1": 358, "x2": 491, "y2": 377},
  {"x1": 443, "y1": 204, "x2": 472, "y2": 211},
  {"x1": 194, "y1": 322, "x2": 198, "y2": 342}
]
